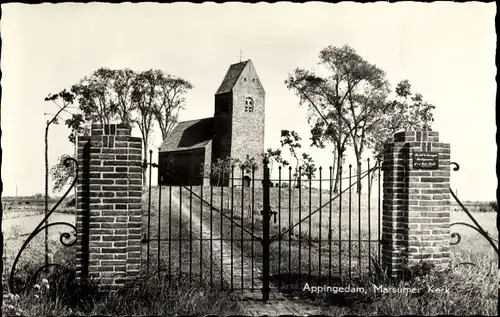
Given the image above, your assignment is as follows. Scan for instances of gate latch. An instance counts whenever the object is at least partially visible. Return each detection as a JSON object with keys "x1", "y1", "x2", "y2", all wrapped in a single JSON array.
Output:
[
  {"x1": 260, "y1": 209, "x2": 278, "y2": 223},
  {"x1": 270, "y1": 210, "x2": 278, "y2": 223}
]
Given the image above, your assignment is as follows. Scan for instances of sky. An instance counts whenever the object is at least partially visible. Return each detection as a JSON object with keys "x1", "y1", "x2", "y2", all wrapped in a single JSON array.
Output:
[{"x1": 0, "y1": 2, "x2": 496, "y2": 201}]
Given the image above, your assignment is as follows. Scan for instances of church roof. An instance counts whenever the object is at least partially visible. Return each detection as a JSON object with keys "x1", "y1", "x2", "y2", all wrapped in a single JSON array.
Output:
[
  {"x1": 158, "y1": 117, "x2": 214, "y2": 152},
  {"x1": 215, "y1": 60, "x2": 249, "y2": 95}
]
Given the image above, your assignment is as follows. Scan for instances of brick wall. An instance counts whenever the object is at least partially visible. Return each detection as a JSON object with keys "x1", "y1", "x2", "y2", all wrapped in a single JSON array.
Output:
[
  {"x1": 76, "y1": 123, "x2": 142, "y2": 290},
  {"x1": 382, "y1": 130, "x2": 451, "y2": 277}
]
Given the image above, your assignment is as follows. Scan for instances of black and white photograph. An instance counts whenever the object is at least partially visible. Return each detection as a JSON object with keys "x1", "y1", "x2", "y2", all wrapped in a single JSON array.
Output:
[{"x1": 0, "y1": 2, "x2": 497, "y2": 316}]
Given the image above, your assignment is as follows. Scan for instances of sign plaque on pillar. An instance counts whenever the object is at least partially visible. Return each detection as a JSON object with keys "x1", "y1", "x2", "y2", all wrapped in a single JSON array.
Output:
[{"x1": 413, "y1": 151, "x2": 439, "y2": 170}]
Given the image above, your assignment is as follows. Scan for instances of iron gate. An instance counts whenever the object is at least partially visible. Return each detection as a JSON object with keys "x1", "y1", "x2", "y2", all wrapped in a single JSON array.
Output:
[{"x1": 142, "y1": 152, "x2": 382, "y2": 301}]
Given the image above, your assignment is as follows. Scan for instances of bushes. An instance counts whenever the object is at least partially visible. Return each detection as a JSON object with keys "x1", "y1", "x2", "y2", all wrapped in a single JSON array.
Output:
[
  {"x1": 65, "y1": 196, "x2": 76, "y2": 208},
  {"x1": 488, "y1": 201, "x2": 498, "y2": 212}
]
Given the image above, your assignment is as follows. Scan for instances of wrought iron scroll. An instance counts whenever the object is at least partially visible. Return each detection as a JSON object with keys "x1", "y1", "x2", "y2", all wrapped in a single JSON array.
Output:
[
  {"x1": 449, "y1": 162, "x2": 498, "y2": 255},
  {"x1": 9, "y1": 157, "x2": 79, "y2": 294}
]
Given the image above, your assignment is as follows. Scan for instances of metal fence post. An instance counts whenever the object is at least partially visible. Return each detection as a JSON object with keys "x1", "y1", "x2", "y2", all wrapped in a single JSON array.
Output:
[{"x1": 262, "y1": 157, "x2": 270, "y2": 301}]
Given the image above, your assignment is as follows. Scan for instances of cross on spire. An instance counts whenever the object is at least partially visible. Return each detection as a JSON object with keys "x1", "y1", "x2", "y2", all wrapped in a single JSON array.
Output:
[{"x1": 239, "y1": 49, "x2": 243, "y2": 63}]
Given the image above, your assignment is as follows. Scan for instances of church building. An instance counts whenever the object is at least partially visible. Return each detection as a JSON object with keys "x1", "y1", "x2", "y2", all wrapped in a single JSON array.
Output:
[{"x1": 157, "y1": 59, "x2": 265, "y2": 186}]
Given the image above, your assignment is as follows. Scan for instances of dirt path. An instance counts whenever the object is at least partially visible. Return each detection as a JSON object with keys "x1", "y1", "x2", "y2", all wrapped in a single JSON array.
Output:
[
  {"x1": 166, "y1": 186, "x2": 325, "y2": 316},
  {"x1": 168, "y1": 187, "x2": 263, "y2": 293}
]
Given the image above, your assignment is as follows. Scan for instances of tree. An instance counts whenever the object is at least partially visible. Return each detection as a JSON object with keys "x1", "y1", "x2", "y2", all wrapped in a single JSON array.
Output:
[
  {"x1": 309, "y1": 117, "x2": 347, "y2": 192},
  {"x1": 68, "y1": 68, "x2": 137, "y2": 141},
  {"x1": 287, "y1": 45, "x2": 392, "y2": 193},
  {"x1": 68, "y1": 67, "x2": 191, "y2": 187},
  {"x1": 299, "y1": 153, "x2": 317, "y2": 181},
  {"x1": 44, "y1": 89, "x2": 75, "y2": 266},
  {"x1": 152, "y1": 72, "x2": 193, "y2": 140},
  {"x1": 44, "y1": 89, "x2": 75, "y2": 200},
  {"x1": 280, "y1": 129, "x2": 303, "y2": 186},
  {"x1": 286, "y1": 49, "x2": 354, "y2": 193},
  {"x1": 50, "y1": 154, "x2": 76, "y2": 193},
  {"x1": 71, "y1": 67, "x2": 119, "y2": 126},
  {"x1": 210, "y1": 159, "x2": 225, "y2": 186},
  {"x1": 239, "y1": 155, "x2": 260, "y2": 175},
  {"x1": 370, "y1": 79, "x2": 436, "y2": 160},
  {"x1": 336, "y1": 50, "x2": 389, "y2": 192},
  {"x1": 362, "y1": 80, "x2": 435, "y2": 196},
  {"x1": 112, "y1": 68, "x2": 137, "y2": 125},
  {"x1": 131, "y1": 70, "x2": 158, "y2": 186},
  {"x1": 210, "y1": 157, "x2": 236, "y2": 187},
  {"x1": 265, "y1": 148, "x2": 289, "y2": 177},
  {"x1": 65, "y1": 113, "x2": 90, "y2": 144}
]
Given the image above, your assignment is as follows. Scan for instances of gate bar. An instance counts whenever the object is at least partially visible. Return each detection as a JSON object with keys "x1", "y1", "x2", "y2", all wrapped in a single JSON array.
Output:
[
  {"x1": 308, "y1": 175, "x2": 312, "y2": 284},
  {"x1": 146, "y1": 150, "x2": 153, "y2": 273},
  {"x1": 168, "y1": 161, "x2": 173, "y2": 286},
  {"x1": 240, "y1": 167, "x2": 245, "y2": 291},
  {"x1": 278, "y1": 166, "x2": 282, "y2": 290},
  {"x1": 348, "y1": 164, "x2": 352, "y2": 279},
  {"x1": 200, "y1": 180, "x2": 203, "y2": 280},
  {"x1": 328, "y1": 166, "x2": 333, "y2": 283},
  {"x1": 179, "y1": 183, "x2": 183, "y2": 282},
  {"x1": 318, "y1": 167, "x2": 322, "y2": 285},
  {"x1": 288, "y1": 166, "x2": 292, "y2": 292},
  {"x1": 230, "y1": 166, "x2": 234, "y2": 291},
  {"x1": 339, "y1": 165, "x2": 343, "y2": 277},
  {"x1": 158, "y1": 178, "x2": 162, "y2": 277},
  {"x1": 298, "y1": 168, "x2": 302, "y2": 284},
  {"x1": 251, "y1": 166, "x2": 255, "y2": 292},
  {"x1": 378, "y1": 160, "x2": 381, "y2": 263},
  {"x1": 262, "y1": 159, "x2": 271, "y2": 301},
  {"x1": 358, "y1": 162, "x2": 362, "y2": 275},
  {"x1": 367, "y1": 159, "x2": 371, "y2": 274},
  {"x1": 189, "y1": 167, "x2": 193, "y2": 284}
]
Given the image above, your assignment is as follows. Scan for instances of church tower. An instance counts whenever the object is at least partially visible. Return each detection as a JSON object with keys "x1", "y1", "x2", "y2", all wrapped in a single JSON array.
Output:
[{"x1": 212, "y1": 59, "x2": 265, "y2": 185}]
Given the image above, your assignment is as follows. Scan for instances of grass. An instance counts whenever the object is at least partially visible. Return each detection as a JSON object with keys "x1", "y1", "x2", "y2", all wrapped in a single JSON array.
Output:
[
  {"x1": 3, "y1": 254, "x2": 242, "y2": 316},
  {"x1": 144, "y1": 182, "x2": 497, "y2": 315},
  {"x1": 3, "y1": 196, "x2": 242, "y2": 316},
  {"x1": 309, "y1": 252, "x2": 498, "y2": 316}
]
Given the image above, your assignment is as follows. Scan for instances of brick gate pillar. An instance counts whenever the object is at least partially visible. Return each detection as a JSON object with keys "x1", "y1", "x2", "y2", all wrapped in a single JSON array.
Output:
[
  {"x1": 382, "y1": 130, "x2": 451, "y2": 277},
  {"x1": 76, "y1": 123, "x2": 143, "y2": 290}
]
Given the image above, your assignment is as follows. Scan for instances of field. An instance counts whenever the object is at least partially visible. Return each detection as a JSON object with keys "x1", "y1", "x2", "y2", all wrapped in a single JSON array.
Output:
[
  {"x1": 2, "y1": 185, "x2": 497, "y2": 316},
  {"x1": 451, "y1": 200, "x2": 497, "y2": 213}
]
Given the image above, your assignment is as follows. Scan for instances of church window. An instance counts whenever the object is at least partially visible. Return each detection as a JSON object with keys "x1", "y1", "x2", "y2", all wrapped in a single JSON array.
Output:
[{"x1": 244, "y1": 97, "x2": 254, "y2": 112}]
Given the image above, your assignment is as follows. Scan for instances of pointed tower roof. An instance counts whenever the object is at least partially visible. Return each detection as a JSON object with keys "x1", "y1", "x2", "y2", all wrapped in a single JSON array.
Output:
[{"x1": 215, "y1": 60, "x2": 250, "y2": 95}]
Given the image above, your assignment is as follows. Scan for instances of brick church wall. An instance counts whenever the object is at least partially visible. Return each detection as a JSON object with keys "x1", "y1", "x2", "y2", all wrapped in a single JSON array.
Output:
[{"x1": 230, "y1": 62, "x2": 265, "y2": 184}]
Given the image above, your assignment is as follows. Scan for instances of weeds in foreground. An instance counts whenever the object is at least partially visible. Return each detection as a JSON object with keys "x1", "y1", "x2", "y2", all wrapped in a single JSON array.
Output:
[
  {"x1": 3, "y1": 225, "x2": 241, "y2": 317},
  {"x1": 3, "y1": 260, "x2": 241, "y2": 317},
  {"x1": 307, "y1": 251, "x2": 497, "y2": 316}
]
